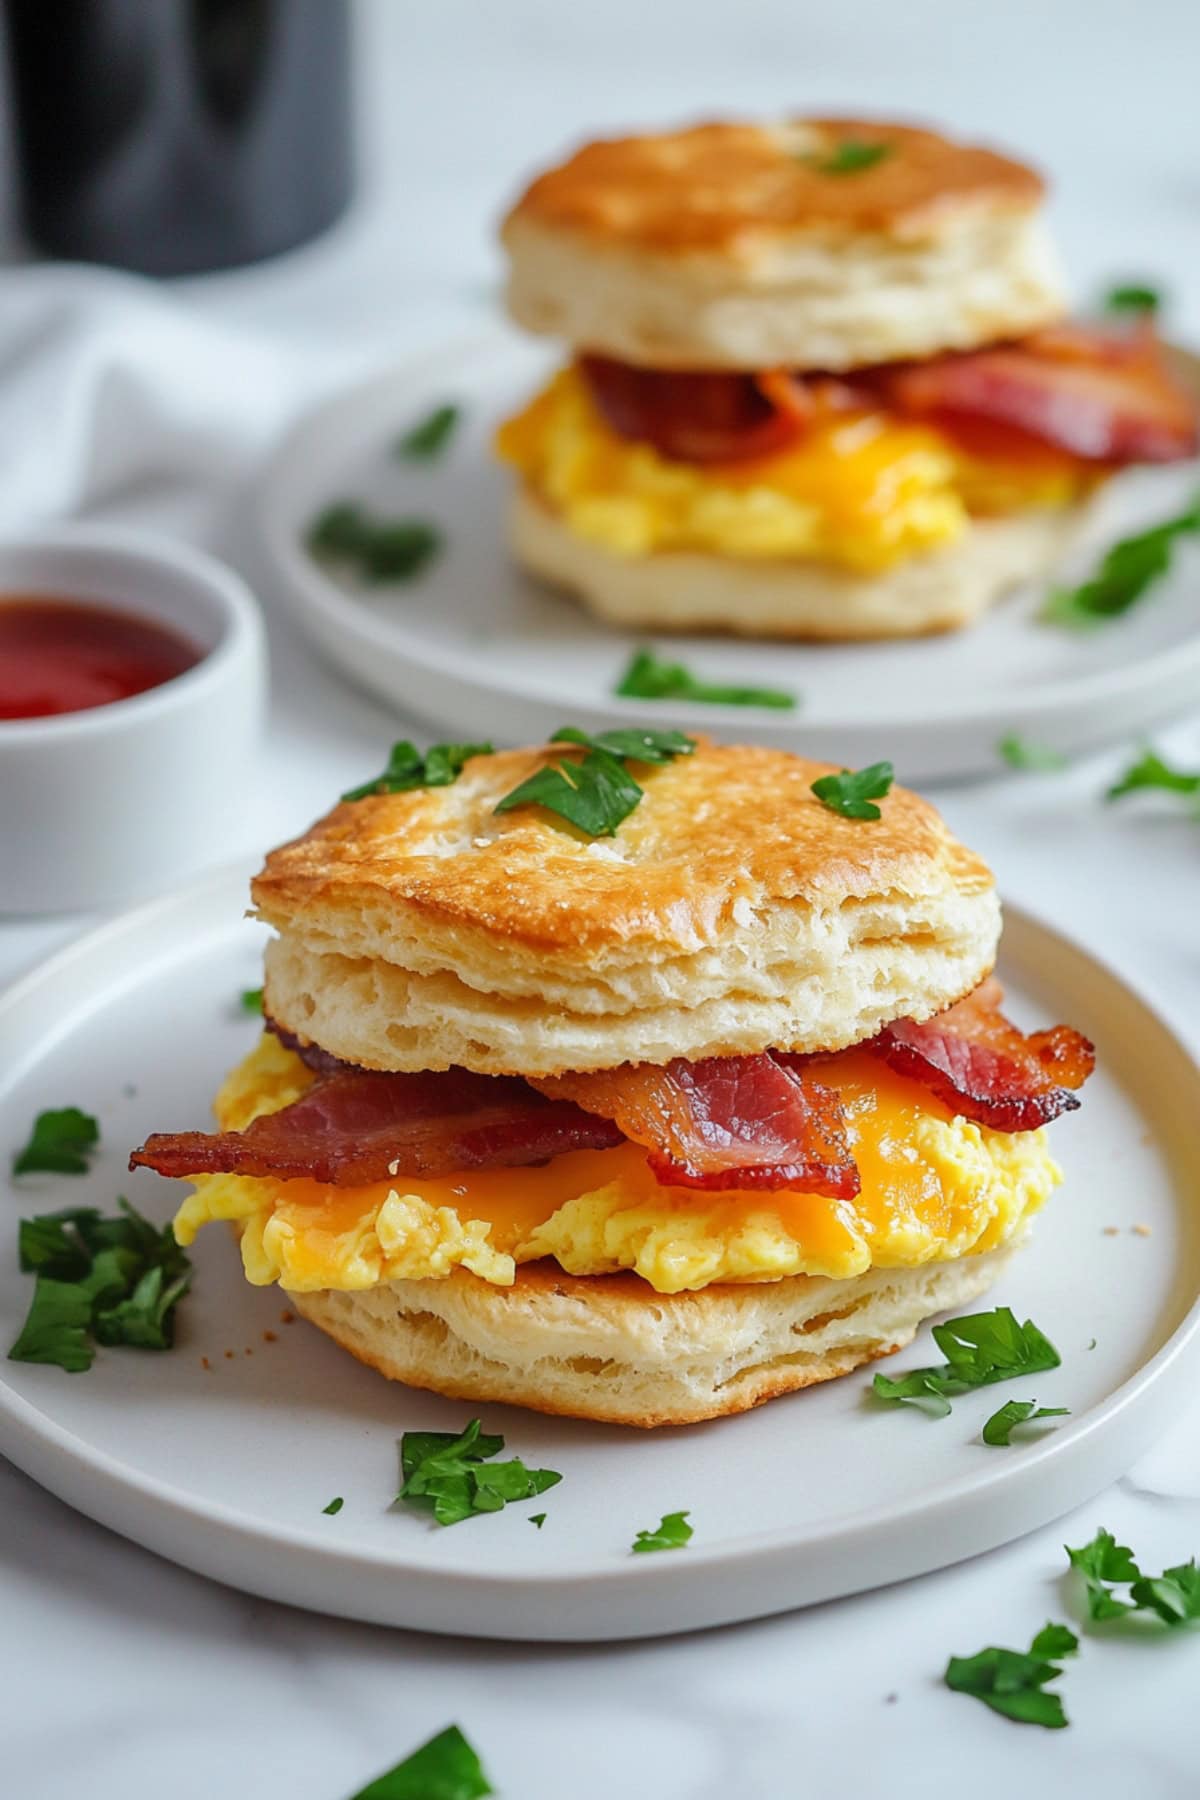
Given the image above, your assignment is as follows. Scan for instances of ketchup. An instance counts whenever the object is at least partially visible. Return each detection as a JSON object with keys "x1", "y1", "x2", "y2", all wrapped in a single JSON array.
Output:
[{"x1": 0, "y1": 598, "x2": 201, "y2": 721}]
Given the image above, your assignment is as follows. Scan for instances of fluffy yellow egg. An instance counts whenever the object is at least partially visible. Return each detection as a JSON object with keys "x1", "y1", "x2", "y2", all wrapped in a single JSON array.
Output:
[
  {"x1": 173, "y1": 1037, "x2": 1061, "y2": 1297},
  {"x1": 495, "y1": 367, "x2": 966, "y2": 573}
]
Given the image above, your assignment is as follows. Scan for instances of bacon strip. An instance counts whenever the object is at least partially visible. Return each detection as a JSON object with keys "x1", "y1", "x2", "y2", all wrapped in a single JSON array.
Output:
[
  {"x1": 869, "y1": 979, "x2": 1095, "y2": 1132},
  {"x1": 133, "y1": 985, "x2": 1093, "y2": 1194},
  {"x1": 531, "y1": 1054, "x2": 861, "y2": 1198},
  {"x1": 874, "y1": 323, "x2": 1198, "y2": 464},
  {"x1": 580, "y1": 356, "x2": 807, "y2": 464},
  {"x1": 130, "y1": 1067, "x2": 622, "y2": 1186}
]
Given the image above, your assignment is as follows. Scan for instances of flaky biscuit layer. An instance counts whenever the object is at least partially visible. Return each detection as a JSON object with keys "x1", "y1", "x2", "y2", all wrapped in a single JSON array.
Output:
[
  {"x1": 254, "y1": 741, "x2": 998, "y2": 1075},
  {"x1": 503, "y1": 118, "x2": 1064, "y2": 369},
  {"x1": 290, "y1": 1242, "x2": 1020, "y2": 1427}
]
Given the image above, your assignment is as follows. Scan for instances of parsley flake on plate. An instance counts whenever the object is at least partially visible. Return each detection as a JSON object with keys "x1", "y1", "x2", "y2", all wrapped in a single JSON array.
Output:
[
  {"x1": 1107, "y1": 748, "x2": 1200, "y2": 810},
  {"x1": 528, "y1": 1512, "x2": 547, "y2": 1529},
  {"x1": 342, "y1": 739, "x2": 493, "y2": 803},
  {"x1": 945, "y1": 1623, "x2": 1077, "y2": 1729},
  {"x1": 807, "y1": 139, "x2": 892, "y2": 175},
  {"x1": 631, "y1": 1510, "x2": 693, "y2": 1554},
  {"x1": 997, "y1": 734, "x2": 1068, "y2": 772},
  {"x1": 308, "y1": 501, "x2": 441, "y2": 583},
  {"x1": 1104, "y1": 282, "x2": 1162, "y2": 315},
  {"x1": 323, "y1": 1496, "x2": 344, "y2": 1515},
  {"x1": 871, "y1": 1306, "x2": 1061, "y2": 1419},
  {"x1": 347, "y1": 1724, "x2": 494, "y2": 1800},
  {"x1": 493, "y1": 725, "x2": 696, "y2": 838},
  {"x1": 615, "y1": 646, "x2": 797, "y2": 711},
  {"x1": 240, "y1": 987, "x2": 264, "y2": 1015},
  {"x1": 810, "y1": 761, "x2": 894, "y2": 822},
  {"x1": 396, "y1": 402, "x2": 460, "y2": 461},
  {"x1": 9, "y1": 1199, "x2": 192, "y2": 1372},
  {"x1": 12, "y1": 1106, "x2": 99, "y2": 1177},
  {"x1": 397, "y1": 1418, "x2": 561, "y2": 1528},
  {"x1": 981, "y1": 1398, "x2": 1070, "y2": 1447},
  {"x1": 1042, "y1": 497, "x2": 1200, "y2": 628}
]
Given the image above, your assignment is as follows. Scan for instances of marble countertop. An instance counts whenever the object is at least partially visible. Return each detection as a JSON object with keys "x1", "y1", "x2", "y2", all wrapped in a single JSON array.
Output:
[{"x1": 6, "y1": 2, "x2": 1200, "y2": 1793}]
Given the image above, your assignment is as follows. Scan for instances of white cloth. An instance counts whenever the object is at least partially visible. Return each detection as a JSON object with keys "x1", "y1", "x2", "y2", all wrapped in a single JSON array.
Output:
[{"x1": 0, "y1": 263, "x2": 359, "y2": 537}]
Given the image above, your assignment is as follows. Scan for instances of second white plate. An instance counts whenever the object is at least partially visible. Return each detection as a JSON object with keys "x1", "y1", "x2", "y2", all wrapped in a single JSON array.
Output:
[
  {"x1": 255, "y1": 330, "x2": 1200, "y2": 781},
  {"x1": 1, "y1": 868, "x2": 1199, "y2": 1641}
]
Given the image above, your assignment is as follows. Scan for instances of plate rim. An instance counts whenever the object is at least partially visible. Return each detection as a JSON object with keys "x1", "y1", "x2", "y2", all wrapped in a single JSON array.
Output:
[
  {"x1": 252, "y1": 326, "x2": 1200, "y2": 749},
  {"x1": 2, "y1": 866, "x2": 1199, "y2": 1639}
]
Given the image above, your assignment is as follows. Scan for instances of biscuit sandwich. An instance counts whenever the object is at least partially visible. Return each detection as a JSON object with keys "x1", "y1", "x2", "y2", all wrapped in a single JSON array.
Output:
[
  {"x1": 132, "y1": 732, "x2": 1094, "y2": 1426},
  {"x1": 495, "y1": 118, "x2": 1198, "y2": 639}
]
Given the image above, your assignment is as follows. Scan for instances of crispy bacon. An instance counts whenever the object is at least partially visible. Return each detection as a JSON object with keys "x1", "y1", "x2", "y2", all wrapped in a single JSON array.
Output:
[
  {"x1": 869, "y1": 978, "x2": 1095, "y2": 1132},
  {"x1": 129, "y1": 1067, "x2": 623, "y2": 1186},
  {"x1": 133, "y1": 983, "x2": 1093, "y2": 1195},
  {"x1": 580, "y1": 356, "x2": 808, "y2": 463},
  {"x1": 873, "y1": 323, "x2": 1198, "y2": 464},
  {"x1": 583, "y1": 324, "x2": 1197, "y2": 470},
  {"x1": 531, "y1": 1054, "x2": 861, "y2": 1198}
]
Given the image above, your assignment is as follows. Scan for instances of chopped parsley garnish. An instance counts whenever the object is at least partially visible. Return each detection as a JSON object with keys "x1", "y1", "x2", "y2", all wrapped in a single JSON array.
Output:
[
  {"x1": 397, "y1": 1418, "x2": 561, "y2": 1527},
  {"x1": 396, "y1": 402, "x2": 460, "y2": 461},
  {"x1": 1107, "y1": 748, "x2": 1200, "y2": 810},
  {"x1": 631, "y1": 1510, "x2": 693, "y2": 1554},
  {"x1": 1105, "y1": 283, "x2": 1161, "y2": 315},
  {"x1": 1067, "y1": 1526, "x2": 1145, "y2": 1620},
  {"x1": 871, "y1": 1306, "x2": 1061, "y2": 1418},
  {"x1": 12, "y1": 1106, "x2": 99, "y2": 1177},
  {"x1": 529, "y1": 1512, "x2": 547, "y2": 1529},
  {"x1": 1066, "y1": 1526, "x2": 1200, "y2": 1628},
  {"x1": 810, "y1": 761, "x2": 894, "y2": 821},
  {"x1": 308, "y1": 501, "x2": 441, "y2": 583},
  {"x1": 807, "y1": 139, "x2": 892, "y2": 175},
  {"x1": 493, "y1": 726, "x2": 696, "y2": 838},
  {"x1": 615, "y1": 646, "x2": 796, "y2": 711},
  {"x1": 347, "y1": 1724, "x2": 494, "y2": 1800},
  {"x1": 1042, "y1": 498, "x2": 1200, "y2": 628},
  {"x1": 981, "y1": 1398, "x2": 1070, "y2": 1446},
  {"x1": 1131, "y1": 1563, "x2": 1200, "y2": 1627},
  {"x1": 323, "y1": 1496, "x2": 344, "y2": 1515},
  {"x1": 8, "y1": 1199, "x2": 192, "y2": 1373},
  {"x1": 342, "y1": 739, "x2": 492, "y2": 803},
  {"x1": 997, "y1": 735, "x2": 1068, "y2": 772},
  {"x1": 240, "y1": 987, "x2": 264, "y2": 1015},
  {"x1": 945, "y1": 1623, "x2": 1077, "y2": 1729}
]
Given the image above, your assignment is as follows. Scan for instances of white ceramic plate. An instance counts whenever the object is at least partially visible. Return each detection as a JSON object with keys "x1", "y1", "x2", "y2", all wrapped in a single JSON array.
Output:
[
  {"x1": 254, "y1": 331, "x2": 1200, "y2": 783},
  {"x1": 1, "y1": 866, "x2": 1198, "y2": 1642}
]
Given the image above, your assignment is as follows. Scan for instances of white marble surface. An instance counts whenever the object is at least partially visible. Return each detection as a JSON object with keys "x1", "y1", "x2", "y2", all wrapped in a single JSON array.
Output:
[{"x1": 5, "y1": 1, "x2": 1200, "y2": 1793}]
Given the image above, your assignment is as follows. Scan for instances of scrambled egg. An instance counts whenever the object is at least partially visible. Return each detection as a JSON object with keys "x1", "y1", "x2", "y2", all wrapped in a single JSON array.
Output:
[
  {"x1": 173, "y1": 1036, "x2": 1061, "y2": 1297},
  {"x1": 494, "y1": 366, "x2": 1091, "y2": 572}
]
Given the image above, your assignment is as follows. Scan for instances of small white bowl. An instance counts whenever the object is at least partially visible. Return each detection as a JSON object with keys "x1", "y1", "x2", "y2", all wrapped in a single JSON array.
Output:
[{"x1": 0, "y1": 526, "x2": 266, "y2": 914}]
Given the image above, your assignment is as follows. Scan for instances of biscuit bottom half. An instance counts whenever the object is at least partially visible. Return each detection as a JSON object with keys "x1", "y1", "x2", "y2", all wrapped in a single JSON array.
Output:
[
  {"x1": 173, "y1": 1037, "x2": 1059, "y2": 1423},
  {"x1": 495, "y1": 366, "x2": 1092, "y2": 638}
]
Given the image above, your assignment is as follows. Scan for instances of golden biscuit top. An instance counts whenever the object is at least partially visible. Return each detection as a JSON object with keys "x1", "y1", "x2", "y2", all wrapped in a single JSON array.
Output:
[
  {"x1": 252, "y1": 741, "x2": 994, "y2": 954},
  {"x1": 503, "y1": 117, "x2": 1044, "y2": 256}
]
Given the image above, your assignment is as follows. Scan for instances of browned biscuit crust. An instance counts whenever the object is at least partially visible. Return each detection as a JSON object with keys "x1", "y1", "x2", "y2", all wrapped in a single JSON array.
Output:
[
  {"x1": 252, "y1": 741, "x2": 999, "y2": 1074},
  {"x1": 505, "y1": 118, "x2": 1043, "y2": 254},
  {"x1": 288, "y1": 1248, "x2": 1018, "y2": 1427}
]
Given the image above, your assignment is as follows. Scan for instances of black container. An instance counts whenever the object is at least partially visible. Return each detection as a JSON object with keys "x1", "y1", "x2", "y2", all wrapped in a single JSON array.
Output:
[{"x1": 4, "y1": 0, "x2": 354, "y2": 276}]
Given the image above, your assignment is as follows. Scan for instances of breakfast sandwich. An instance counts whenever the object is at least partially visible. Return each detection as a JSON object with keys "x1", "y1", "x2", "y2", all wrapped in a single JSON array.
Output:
[
  {"x1": 495, "y1": 118, "x2": 1198, "y2": 638},
  {"x1": 131, "y1": 733, "x2": 1093, "y2": 1426}
]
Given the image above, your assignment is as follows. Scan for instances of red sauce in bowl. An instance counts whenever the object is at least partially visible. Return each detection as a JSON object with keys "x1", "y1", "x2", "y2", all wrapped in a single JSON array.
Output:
[{"x1": 0, "y1": 598, "x2": 202, "y2": 720}]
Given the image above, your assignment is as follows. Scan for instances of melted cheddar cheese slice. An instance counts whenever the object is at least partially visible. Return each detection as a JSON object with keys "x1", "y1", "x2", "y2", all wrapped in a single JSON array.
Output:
[
  {"x1": 173, "y1": 1036, "x2": 1061, "y2": 1296},
  {"x1": 494, "y1": 367, "x2": 1094, "y2": 573}
]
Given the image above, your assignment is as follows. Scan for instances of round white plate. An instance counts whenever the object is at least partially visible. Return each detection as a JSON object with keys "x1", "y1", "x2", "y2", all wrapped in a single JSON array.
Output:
[
  {"x1": 2, "y1": 867, "x2": 1198, "y2": 1642},
  {"x1": 255, "y1": 331, "x2": 1200, "y2": 782}
]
